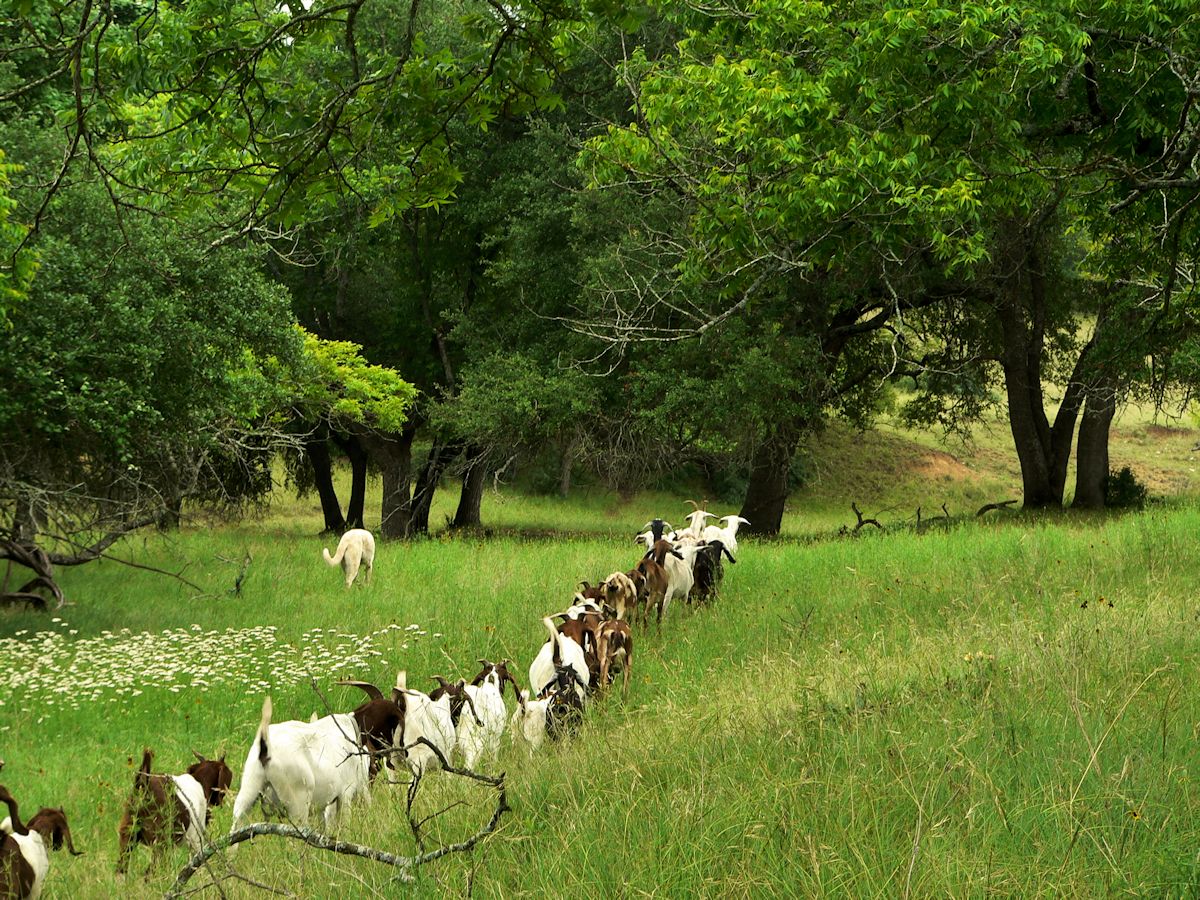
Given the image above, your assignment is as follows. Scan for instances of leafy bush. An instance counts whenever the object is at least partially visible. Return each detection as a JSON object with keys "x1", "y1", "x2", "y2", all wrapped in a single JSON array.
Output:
[{"x1": 1105, "y1": 465, "x2": 1148, "y2": 509}]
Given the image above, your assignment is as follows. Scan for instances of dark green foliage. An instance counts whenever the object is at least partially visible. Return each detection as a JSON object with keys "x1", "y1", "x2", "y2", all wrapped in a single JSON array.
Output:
[
  {"x1": 0, "y1": 185, "x2": 302, "y2": 531},
  {"x1": 1105, "y1": 466, "x2": 1148, "y2": 510}
]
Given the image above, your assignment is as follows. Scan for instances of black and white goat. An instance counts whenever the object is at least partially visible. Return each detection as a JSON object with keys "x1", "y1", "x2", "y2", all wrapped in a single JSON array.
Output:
[
  {"x1": 690, "y1": 539, "x2": 737, "y2": 604},
  {"x1": 528, "y1": 616, "x2": 590, "y2": 702}
]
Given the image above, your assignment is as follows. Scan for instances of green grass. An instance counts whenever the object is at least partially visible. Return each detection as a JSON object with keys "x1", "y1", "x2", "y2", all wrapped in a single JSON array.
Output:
[
  {"x1": 4, "y1": 414, "x2": 1200, "y2": 897},
  {"x1": 3, "y1": 492, "x2": 1200, "y2": 897}
]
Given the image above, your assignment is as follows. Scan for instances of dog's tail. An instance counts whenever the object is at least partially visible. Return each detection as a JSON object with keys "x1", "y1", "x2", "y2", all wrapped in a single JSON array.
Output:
[
  {"x1": 322, "y1": 542, "x2": 346, "y2": 566},
  {"x1": 256, "y1": 696, "x2": 273, "y2": 765}
]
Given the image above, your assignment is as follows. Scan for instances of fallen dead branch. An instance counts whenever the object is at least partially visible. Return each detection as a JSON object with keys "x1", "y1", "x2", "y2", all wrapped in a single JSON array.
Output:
[
  {"x1": 975, "y1": 499, "x2": 1018, "y2": 517},
  {"x1": 850, "y1": 503, "x2": 883, "y2": 531},
  {"x1": 164, "y1": 770, "x2": 509, "y2": 898}
]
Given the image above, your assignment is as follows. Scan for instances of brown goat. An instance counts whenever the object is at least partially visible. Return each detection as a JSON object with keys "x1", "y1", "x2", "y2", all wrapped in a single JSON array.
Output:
[
  {"x1": 596, "y1": 619, "x2": 633, "y2": 699},
  {"x1": 575, "y1": 581, "x2": 606, "y2": 604},
  {"x1": 116, "y1": 749, "x2": 232, "y2": 874},
  {"x1": 634, "y1": 556, "x2": 669, "y2": 629}
]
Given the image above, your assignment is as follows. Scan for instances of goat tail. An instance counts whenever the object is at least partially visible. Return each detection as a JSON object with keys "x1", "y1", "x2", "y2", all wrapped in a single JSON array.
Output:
[
  {"x1": 541, "y1": 616, "x2": 560, "y2": 664},
  {"x1": 323, "y1": 543, "x2": 345, "y2": 566},
  {"x1": 257, "y1": 696, "x2": 273, "y2": 764},
  {"x1": 136, "y1": 748, "x2": 153, "y2": 783}
]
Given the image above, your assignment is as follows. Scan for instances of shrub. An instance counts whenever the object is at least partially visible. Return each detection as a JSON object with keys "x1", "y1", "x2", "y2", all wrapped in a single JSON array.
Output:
[{"x1": 1105, "y1": 465, "x2": 1148, "y2": 509}]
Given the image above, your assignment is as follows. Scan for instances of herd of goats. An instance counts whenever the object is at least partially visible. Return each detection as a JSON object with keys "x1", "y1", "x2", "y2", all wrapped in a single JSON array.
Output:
[{"x1": 0, "y1": 507, "x2": 749, "y2": 897}]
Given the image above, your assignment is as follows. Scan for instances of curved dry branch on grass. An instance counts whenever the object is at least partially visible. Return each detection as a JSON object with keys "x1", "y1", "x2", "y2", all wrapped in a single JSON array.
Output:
[{"x1": 164, "y1": 768, "x2": 509, "y2": 898}]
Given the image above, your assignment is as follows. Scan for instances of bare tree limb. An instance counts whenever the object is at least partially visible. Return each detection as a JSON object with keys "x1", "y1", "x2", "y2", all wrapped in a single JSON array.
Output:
[
  {"x1": 975, "y1": 499, "x2": 1018, "y2": 516},
  {"x1": 164, "y1": 777, "x2": 510, "y2": 898}
]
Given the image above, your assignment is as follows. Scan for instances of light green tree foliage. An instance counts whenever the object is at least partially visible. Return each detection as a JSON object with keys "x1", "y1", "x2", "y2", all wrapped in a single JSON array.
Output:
[
  {"x1": 0, "y1": 150, "x2": 34, "y2": 311},
  {"x1": 288, "y1": 327, "x2": 417, "y2": 434}
]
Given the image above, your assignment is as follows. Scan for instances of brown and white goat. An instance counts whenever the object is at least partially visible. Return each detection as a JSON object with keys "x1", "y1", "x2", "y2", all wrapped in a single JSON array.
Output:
[
  {"x1": 646, "y1": 538, "x2": 698, "y2": 620},
  {"x1": 556, "y1": 612, "x2": 603, "y2": 689},
  {"x1": 1, "y1": 785, "x2": 81, "y2": 899},
  {"x1": 596, "y1": 619, "x2": 633, "y2": 699},
  {"x1": 600, "y1": 571, "x2": 637, "y2": 621},
  {"x1": 116, "y1": 748, "x2": 232, "y2": 873},
  {"x1": 337, "y1": 674, "x2": 406, "y2": 780}
]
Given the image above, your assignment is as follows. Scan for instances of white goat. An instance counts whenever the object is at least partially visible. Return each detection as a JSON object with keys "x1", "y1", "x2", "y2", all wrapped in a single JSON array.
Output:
[
  {"x1": 509, "y1": 691, "x2": 551, "y2": 755},
  {"x1": 229, "y1": 697, "x2": 369, "y2": 838},
  {"x1": 701, "y1": 515, "x2": 750, "y2": 556},
  {"x1": 528, "y1": 617, "x2": 589, "y2": 702},
  {"x1": 660, "y1": 541, "x2": 702, "y2": 617},
  {"x1": 322, "y1": 528, "x2": 375, "y2": 588},
  {"x1": 393, "y1": 672, "x2": 457, "y2": 778},
  {"x1": 680, "y1": 509, "x2": 716, "y2": 541},
  {"x1": 456, "y1": 660, "x2": 517, "y2": 769}
]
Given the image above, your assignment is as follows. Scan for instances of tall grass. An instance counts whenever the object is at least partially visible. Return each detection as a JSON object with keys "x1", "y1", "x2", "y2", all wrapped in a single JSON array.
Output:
[{"x1": 2, "y1": 493, "x2": 1199, "y2": 896}]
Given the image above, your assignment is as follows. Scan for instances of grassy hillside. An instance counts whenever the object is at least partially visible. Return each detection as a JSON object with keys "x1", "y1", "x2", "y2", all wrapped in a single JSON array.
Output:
[{"x1": 4, "y1": 413, "x2": 1200, "y2": 896}]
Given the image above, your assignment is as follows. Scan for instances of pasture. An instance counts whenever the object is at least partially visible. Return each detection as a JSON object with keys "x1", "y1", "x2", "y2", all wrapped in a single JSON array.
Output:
[{"x1": 3, "y1": 473, "x2": 1200, "y2": 897}]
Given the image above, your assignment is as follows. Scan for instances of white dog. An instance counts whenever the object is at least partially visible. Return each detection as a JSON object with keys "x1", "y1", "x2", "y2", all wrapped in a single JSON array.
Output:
[{"x1": 322, "y1": 528, "x2": 375, "y2": 588}]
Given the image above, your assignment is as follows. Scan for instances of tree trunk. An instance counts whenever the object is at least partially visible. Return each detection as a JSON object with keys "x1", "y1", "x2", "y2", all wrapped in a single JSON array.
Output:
[
  {"x1": 452, "y1": 451, "x2": 487, "y2": 529},
  {"x1": 158, "y1": 493, "x2": 183, "y2": 531},
  {"x1": 559, "y1": 435, "x2": 578, "y2": 498},
  {"x1": 306, "y1": 434, "x2": 346, "y2": 534},
  {"x1": 359, "y1": 426, "x2": 415, "y2": 539},
  {"x1": 330, "y1": 431, "x2": 369, "y2": 530},
  {"x1": 410, "y1": 441, "x2": 459, "y2": 535},
  {"x1": 994, "y1": 235, "x2": 1092, "y2": 509},
  {"x1": 739, "y1": 427, "x2": 799, "y2": 535},
  {"x1": 1073, "y1": 380, "x2": 1117, "y2": 509}
]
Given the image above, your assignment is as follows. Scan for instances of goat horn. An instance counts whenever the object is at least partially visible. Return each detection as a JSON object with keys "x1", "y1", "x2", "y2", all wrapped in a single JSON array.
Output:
[
  {"x1": 191, "y1": 749, "x2": 205, "y2": 763},
  {"x1": 336, "y1": 680, "x2": 384, "y2": 702},
  {"x1": 684, "y1": 499, "x2": 699, "y2": 511}
]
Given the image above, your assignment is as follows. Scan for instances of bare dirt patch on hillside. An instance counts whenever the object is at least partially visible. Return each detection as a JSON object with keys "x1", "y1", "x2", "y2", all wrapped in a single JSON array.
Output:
[{"x1": 914, "y1": 450, "x2": 973, "y2": 481}]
